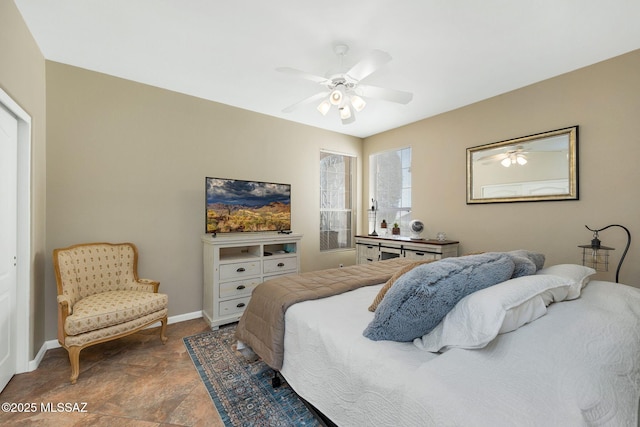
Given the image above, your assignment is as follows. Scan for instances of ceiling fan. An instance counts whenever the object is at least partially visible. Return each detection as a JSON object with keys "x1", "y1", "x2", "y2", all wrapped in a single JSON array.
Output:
[
  {"x1": 478, "y1": 146, "x2": 529, "y2": 167},
  {"x1": 277, "y1": 44, "x2": 413, "y2": 125}
]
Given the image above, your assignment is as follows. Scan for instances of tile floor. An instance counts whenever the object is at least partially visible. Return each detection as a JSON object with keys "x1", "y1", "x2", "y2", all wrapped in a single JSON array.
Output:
[{"x1": 0, "y1": 318, "x2": 224, "y2": 426}]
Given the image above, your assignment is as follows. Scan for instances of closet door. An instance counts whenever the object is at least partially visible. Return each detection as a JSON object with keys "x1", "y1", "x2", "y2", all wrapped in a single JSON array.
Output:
[{"x1": 0, "y1": 103, "x2": 18, "y2": 392}]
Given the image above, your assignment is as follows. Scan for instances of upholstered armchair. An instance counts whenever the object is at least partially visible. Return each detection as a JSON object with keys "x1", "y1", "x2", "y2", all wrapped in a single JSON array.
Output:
[{"x1": 53, "y1": 242, "x2": 168, "y2": 384}]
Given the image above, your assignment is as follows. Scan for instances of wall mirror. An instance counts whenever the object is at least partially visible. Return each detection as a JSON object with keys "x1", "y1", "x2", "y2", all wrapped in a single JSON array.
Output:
[{"x1": 466, "y1": 126, "x2": 578, "y2": 204}]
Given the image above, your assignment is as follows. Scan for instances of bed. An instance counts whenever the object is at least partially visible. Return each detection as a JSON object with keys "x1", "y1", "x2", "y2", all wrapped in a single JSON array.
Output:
[{"x1": 237, "y1": 254, "x2": 640, "y2": 426}]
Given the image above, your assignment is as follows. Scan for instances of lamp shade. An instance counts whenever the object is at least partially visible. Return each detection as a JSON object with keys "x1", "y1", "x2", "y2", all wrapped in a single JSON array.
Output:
[
  {"x1": 579, "y1": 224, "x2": 630, "y2": 283},
  {"x1": 317, "y1": 100, "x2": 331, "y2": 115},
  {"x1": 329, "y1": 88, "x2": 343, "y2": 105},
  {"x1": 350, "y1": 95, "x2": 366, "y2": 112},
  {"x1": 578, "y1": 243, "x2": 613, "y2": 271},
  {"x1": 339, "y1": 105, "x2": 352, "y2": 120}
]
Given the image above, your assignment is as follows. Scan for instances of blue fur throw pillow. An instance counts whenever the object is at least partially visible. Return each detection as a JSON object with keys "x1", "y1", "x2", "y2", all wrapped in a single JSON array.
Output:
[{"x1": 363, "y1": 253, "x2": 515, "y2": 342}]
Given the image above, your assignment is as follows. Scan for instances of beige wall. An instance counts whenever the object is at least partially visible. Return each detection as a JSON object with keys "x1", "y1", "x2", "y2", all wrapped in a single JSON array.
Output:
[
  {"x1": 45, "y1": 62, "x2": 362, "y2": 340},
  {"x1": 5, "y1": 0, "x2": 640, "y2": 350},
  {"x1": 0, "y1": 0, "x2": 47, "y2": 359},
  {"x1": 364, "y1": 49, "x2": 640, "y2": 287}
]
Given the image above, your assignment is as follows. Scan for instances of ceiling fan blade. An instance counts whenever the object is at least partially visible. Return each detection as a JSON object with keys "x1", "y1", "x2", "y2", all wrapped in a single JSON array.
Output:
[
  {"x1": 276, "y1": 67, "x2": 330, "y2": 84},
  {"x1": 345, "y1": 50, "x2": 392, "y2": 82},
  {"x1": 356, "y1": 84, "x2": 413, "y2": 104},
  {"x1": 477, "y1": 153, "x2": 507, "y2": 162},
  {"x1": 282, "y1": 91, "x2": 329, "y2": 113}
]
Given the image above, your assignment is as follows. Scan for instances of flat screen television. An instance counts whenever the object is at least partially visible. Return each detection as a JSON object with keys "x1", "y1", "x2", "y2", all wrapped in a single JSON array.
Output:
[{"x1": 205, "y1": 177, "x2": 291, "y2": 234}]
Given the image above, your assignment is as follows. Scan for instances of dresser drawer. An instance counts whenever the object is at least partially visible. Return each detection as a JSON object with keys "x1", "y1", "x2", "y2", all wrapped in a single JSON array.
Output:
[
  {"x1": 219, "y1": 260, "x2": 260, "y2": 280},
  {"x1": 219, "y1": 296, "x2": 251, "y2": 316},
  {"x1": 358, "y1": 255, "x2": 377, "y2": 264},
  {"x1": 403, "y1": 249, "x2": 438, "y2": 261},
  {"x1": 357, "y1": 243, "x2": 379, "y2": 261},
  {"x1": 263, "y1": 256, "x2": 297, "y2": 274},
  {"x1": 219, "y1": 278, "x2": 261, "y2": 299}
]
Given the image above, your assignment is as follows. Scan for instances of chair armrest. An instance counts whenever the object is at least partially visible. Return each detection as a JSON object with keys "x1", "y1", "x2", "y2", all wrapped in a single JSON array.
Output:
[
  {"x1": 136, "y1": 278, "x2": 160, "y2": 293},
  {"x1": 57, "y1": 295, "x2": 71, "y2": 344},
  {"x1": 57, "y1": 295, "x2": 72, "y2": 315}
]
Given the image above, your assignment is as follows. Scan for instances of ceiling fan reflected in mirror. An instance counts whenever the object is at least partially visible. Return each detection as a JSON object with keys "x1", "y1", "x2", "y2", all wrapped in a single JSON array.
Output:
[
  {"x1": 478, "y1": 146, "x2": 529, "y2": 168},
  {"x1": 277, "y1": 44, "x2": 413, "y2": 124}
]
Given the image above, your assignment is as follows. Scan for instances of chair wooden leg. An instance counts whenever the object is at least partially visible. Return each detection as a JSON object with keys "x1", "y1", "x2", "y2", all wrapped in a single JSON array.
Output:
[
  {"x1": 68, "y1": 346, "x2": 81, "y2": 384},
  {"x1": 159, "y1": 316, "x2": 168, "y2": 344}
]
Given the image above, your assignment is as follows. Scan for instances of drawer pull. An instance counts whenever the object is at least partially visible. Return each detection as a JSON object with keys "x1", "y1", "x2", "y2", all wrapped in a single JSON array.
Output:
[
  {"x1": 277, "y1": 262, "x2": 285, "y2": 267},
  {"x1": 415, "y1": 252, "x2": 425, "y2": 256},
  {"x1": 236, "y1": 302, "x2": 246, "y2": 308},
  {"x1": 236, "y1": 267, "x2": 246, "y2": 272},
  {"x1": 236, "y1": 284, "x2": 246, "y2": 290}
]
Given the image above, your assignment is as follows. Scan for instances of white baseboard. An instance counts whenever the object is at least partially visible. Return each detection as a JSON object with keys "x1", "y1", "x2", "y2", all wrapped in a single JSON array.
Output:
[
  {"x1": 169, "y1": 310, "x2": 204, "y2": 325},
  {"x1": 26, "y1": 311, "x2": 204, "y2": 373},
  {"x1": 28, "y1": 341, "x2": 51, "y2": 372}
]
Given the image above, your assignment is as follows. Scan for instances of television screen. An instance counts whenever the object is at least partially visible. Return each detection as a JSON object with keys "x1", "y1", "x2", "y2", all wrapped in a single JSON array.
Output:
[{"x1": 205, "y1": 177, "x2": 291, "y2": 233}]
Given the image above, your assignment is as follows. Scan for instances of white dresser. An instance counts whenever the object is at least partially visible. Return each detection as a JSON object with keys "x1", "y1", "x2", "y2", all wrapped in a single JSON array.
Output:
[
  {"x1": 355, "y1": 235, "x2": 458, "y2": 264},
  {"x1": 202, "y1": 232, "x2": 302, "y2": 329}
]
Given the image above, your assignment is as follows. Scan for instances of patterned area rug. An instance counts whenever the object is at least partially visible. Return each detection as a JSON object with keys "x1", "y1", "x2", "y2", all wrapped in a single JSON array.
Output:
[{"x1": 183, "y1": 324, "x2": 320, "y2": 427}]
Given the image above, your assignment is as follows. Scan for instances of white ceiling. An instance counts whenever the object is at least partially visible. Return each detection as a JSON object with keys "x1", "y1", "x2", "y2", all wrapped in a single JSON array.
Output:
[{"x1": 14, "y1": 0, "x2": 640, "y2": 138}]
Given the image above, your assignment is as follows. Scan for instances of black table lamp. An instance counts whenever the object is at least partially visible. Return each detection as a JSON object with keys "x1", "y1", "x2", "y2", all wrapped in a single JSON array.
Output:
[
  {"x1": 578, "y1": 224, "x2": 630, "y2": 283},
  {"x1": 368, "y1": 199, "x2": 378, "y2": 236}
]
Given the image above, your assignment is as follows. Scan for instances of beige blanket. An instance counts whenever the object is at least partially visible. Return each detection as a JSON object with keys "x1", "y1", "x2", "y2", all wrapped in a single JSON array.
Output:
[{"x1": 234, "y1": 258, "x2": 416, "y2": 370}]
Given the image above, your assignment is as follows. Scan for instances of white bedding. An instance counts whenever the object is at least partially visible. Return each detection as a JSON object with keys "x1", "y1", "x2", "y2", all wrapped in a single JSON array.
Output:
[{"x1": 281, "y1": 280, "x2": 640, "y2": 426}]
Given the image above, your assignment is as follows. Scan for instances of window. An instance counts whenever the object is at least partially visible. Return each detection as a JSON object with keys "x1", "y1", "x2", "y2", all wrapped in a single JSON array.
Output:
[
  {"x1": 320, "y1": 151, "x2": 356, "y2": 251},
  {"x1": 369, "y1": 147, "x2": 411, "y2": 233}
]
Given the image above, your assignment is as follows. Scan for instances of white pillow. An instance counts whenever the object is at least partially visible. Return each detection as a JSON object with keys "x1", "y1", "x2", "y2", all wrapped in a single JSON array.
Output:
[
  {"x1": 536, "y1": 264, "x2": 596, "y2": 300},
  {"x1": 413, "y1": 274, "x2": 571, "y2": 352}
]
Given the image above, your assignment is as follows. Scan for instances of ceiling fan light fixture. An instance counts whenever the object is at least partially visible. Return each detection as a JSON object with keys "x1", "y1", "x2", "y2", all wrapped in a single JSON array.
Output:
[
  {"x1": 501, "y1": 157, "x2": 512, "y2": 167},
  {"x1": 339, "y1": 105, "x2": 352, "y2": 120},
  {"x1": 516, "y1": 154, "x2": 527, "y2": 165},
  {"x1": 350, "y1": 95, "x2": 366, "y2": 112},
  {"x1": 317, "y1": 100, "x2": 331, "y2": 116},
  {"x1": 329, "y1": 88, "x2": 343, "y2": 105}
]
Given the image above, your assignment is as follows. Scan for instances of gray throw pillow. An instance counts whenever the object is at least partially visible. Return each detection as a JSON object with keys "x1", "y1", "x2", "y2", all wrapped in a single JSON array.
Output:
[
  {"x1": 508, "y1": 249, "x2": 545, "y2": 271},
  {"x1": 498, "y1": 251, "x2": 536, "y2": 278},
  {"x1": 363, "y1": 253, "x2": 515, "y2": 342},
  {"x1": 501, "y1": 250, "x2": 545, "y2": 277}
]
